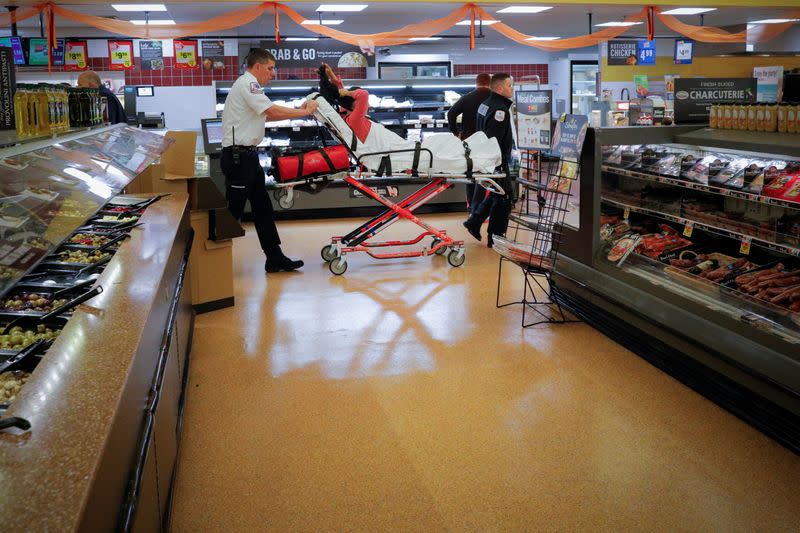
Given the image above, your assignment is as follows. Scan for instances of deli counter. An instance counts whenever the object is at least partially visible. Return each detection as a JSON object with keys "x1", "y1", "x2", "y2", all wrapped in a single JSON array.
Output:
[
  {"x1": 0, "y1": 125, "x2": 194, "y2": 530},
  {"x1": 552, "y1": 126, "x2": 800, "y2": 452}
]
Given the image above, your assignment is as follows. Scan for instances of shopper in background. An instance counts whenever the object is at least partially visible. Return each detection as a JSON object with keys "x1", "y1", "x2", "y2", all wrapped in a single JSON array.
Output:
[
  {"x1": 76, "y1": 71, "x2": 126, "y2": 124},
  {"x1": 221, "y1": 48, "x2": 319, "y2": 273},
  {"x1": 447, "y1": 73, "x2": 491, "y2": 211},
  {"x1": 463, "y1": 73, "x2": 515, "y2": 248}
]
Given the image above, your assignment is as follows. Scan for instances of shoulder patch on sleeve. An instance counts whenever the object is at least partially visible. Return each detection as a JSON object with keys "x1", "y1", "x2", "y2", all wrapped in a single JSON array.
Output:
[
  {"x1": 250, "y1": 82, "x2": 262, "y2": 94},
  {"x1": 477, "y1": 103, "x2": 489, "y2": 116},
  {"x1": 494, "y1": 109, "x2": 506, "y2": 122}
]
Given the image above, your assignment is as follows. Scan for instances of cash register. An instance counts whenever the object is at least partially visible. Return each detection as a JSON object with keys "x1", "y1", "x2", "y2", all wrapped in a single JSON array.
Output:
[{"x1": 123, "y1": 85, "x2": 165, "y2": 128}]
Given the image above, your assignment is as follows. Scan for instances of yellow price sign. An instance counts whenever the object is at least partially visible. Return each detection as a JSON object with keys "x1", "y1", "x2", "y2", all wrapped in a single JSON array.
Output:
[
  {"x1": 623, "y1": 207, "x2": 630, "y2": 220},
  {"x1": 683, "y1": 222, "x2": 694, "y2": 238},
  {"x1": 739, "y1": 236, "x2": 752, "y2": 255}
]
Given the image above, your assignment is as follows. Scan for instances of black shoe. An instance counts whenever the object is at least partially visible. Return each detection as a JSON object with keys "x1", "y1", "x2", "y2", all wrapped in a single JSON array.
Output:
[
  {"x1": 265, "y1": 256, "x2": 304, "y2": 272},
  {"x1": 463, "y1": 219, "x2": 482, "y2": 242}
]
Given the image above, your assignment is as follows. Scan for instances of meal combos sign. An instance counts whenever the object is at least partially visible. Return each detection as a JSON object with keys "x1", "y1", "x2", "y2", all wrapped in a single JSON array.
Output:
[
  {"x1": 515, "y1": 90, "x2": 552, "y2": 150},
  {"x1": 108, "y1": 40, "x2": 134, "y2": 70},
  {"x1": 258, "y1": 40, "x2": 375, "y2": 68},
  {"x1": 674, "y1": 78, "x2": 757, "y2": 123},
  {"x1": 174, "y1": 40, "x2": 199, "y2": 69},
  {"x1": 608, "y1": 39, "x2": 655, "y2": 66},
  {"x1": 64, "y1": 40, "x2": 88, "y2": 71}
]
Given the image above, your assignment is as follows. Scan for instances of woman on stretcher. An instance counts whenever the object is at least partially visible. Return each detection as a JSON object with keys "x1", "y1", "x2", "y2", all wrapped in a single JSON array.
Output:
[{"x1": 317, "y1": 63, "x2": 502, "y2": 176}]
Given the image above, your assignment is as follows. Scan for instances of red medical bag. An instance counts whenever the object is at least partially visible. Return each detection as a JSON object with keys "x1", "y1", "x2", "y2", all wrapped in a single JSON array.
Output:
[{"x1": 271, "y1": 144, "x2": 350, "y2": 183}]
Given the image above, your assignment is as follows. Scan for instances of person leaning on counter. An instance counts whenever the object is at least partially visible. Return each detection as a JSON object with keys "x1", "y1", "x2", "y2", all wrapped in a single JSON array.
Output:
[
  {"x1": 220, "y1": 48, "x2": 319, "y2": 273},
  {"x1": 76, "y1": 71, "x2": 127, "y2": 124}
]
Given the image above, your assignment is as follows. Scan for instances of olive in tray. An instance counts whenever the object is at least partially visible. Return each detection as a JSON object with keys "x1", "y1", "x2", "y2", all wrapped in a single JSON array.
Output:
[
  {"x1": 0, "y1": 293, "x2": 68, "y2": 313},
  {"x1": 0, "y1": 370, "x2": 31, "y2": 405},
  {"x1": 69, "y1": 233, "x2": 113, "y2": 247},
  {"x1": 0, "y1": 324, "x2": 60, "y2": 351},
  {"x1": 52, "y1": 250, "x2": 110, "y2": 264}
]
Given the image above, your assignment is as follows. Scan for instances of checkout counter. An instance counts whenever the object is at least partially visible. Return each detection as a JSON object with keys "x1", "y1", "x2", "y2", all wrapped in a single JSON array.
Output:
[{"x1": 124, "y1": 85, "x2": 166, "y2": 129}]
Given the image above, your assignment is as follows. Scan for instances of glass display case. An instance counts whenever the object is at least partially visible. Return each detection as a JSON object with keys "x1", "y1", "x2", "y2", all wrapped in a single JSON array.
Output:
[
  {"x1": 570, "y1": 61, "x2": 598, "y2": 117},
  {"x1": 0, "y1": 125, "x2": 173, "y2": 298},
  {"x1": 553, "y1": 126, "x2": 800, "y2": 451}
]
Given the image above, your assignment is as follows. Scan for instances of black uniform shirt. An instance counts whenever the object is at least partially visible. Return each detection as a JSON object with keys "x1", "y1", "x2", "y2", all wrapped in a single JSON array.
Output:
[
  {"x1": 476, "y1": 91, "x2": 514, "y2": 164},
  {"x1": 447, "y1": 87, "x2": 490, "y2": 138}
]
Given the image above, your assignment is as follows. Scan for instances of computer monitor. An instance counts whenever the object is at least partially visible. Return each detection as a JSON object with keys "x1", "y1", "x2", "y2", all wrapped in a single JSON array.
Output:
[
  {"x1": 201, "y1": 118, "x2": 225, "y2": 155},
  {"x1": 136, "y1": 85, "x2": 154, "y2": 97}
]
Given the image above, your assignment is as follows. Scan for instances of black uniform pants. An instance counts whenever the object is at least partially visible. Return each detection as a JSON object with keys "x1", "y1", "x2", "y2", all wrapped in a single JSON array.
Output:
[
  {"x1": 468, "y1": 168, "x2": 513, "y2": 240},
  {"x1": 221, "y1": 148, "x2": 281, "y2": 254}
]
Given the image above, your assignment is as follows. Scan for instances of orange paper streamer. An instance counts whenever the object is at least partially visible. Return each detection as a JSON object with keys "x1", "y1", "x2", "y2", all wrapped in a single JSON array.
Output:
[
  {"x1": 469, "y1": 7, "x2": 475, "y2": 51},
  {"x1": 275, "y1": 9, "x2": 280, "y2": 44}
]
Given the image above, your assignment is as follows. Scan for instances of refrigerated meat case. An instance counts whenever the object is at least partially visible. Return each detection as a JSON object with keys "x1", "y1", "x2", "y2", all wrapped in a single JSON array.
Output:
[
  {"x1": 0, "y1": 124, "x2": 194, "y2": 531},
  {"x1": 551, "y1": 125, "x2": 800, "y2": 452},
  {"x1": 208, "y1": 78, "x2": 477, "y2": 218}
]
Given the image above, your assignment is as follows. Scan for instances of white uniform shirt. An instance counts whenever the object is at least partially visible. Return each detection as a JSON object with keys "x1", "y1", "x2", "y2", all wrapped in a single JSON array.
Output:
[{"x1": 221, "y1": 71, "x2": 273, "y2": 147}]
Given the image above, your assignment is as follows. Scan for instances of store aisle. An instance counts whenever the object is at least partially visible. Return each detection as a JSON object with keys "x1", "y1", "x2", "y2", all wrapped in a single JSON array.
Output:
[{"x1": 170, "y1": 214, "x2": 800, "y2": 532}]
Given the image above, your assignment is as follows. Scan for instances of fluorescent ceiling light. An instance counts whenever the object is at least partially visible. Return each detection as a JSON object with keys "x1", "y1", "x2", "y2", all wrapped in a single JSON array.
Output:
[
  {"x1": 112, "y1": 4, "x2": 167, "y2": 11},
  {"x1": 410, "y1": 37, "x2": 442, "y2": 41},
  {"x1": 496, "y1": 6, "x2": 552, "y2": 14},
  {"x1": 302, "y1": 19, "x2": 344, "y2": 25},
  {"x1": 130, "y1": 19, "x2": 175, "y2": 25},
  {"x1": 595, "y1": 21, "x2": 643, "y2": 27},
  {"x1": 525, "y1": 36, "x2": 560, "y2": 41},
  {"x1": 661, "y1": 8, "x2": 716, "y2": 15},
  {"x1": 455, "y1": 19, "x2": 499, "y2": 26},
  {"x1": 316, "y1": 4, "x2": 367, "y2": 12},
  {"x1": 285, "y1": 37, "x2": 320, "y2": 41},
  {"x1": 750, "y1": 18, "x2": 799, "y2": 24}
]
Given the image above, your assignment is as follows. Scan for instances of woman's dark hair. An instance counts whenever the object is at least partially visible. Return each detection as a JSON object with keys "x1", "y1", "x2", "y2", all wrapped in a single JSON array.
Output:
[{"x1": 317, "y1": 64, "x2": 360, "y2": 112}]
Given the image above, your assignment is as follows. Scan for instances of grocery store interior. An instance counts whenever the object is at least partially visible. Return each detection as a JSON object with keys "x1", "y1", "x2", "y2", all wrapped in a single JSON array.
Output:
[{"x1": 1, "y1": 1, "x2": 800, "y2": 531}]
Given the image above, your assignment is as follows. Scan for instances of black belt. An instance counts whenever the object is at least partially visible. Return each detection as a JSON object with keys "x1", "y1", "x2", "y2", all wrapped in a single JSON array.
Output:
[{"x1": 223, "y1": 145, "x2": 258, "y2": 152}]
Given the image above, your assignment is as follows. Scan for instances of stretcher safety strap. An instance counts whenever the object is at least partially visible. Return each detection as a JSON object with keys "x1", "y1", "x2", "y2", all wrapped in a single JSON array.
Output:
[
  {"x1": 317, "y1": 148, "x2": 336, "y2": 172},
  {"x1": 411, "y1": 142, "x2": 422, "y2": 178},
  {"x1": 377, "y1": 156, "x2": 393, "y2": 177},
  {"x1": 462, "y1": 141, "x2": 473, "y2": 180}
]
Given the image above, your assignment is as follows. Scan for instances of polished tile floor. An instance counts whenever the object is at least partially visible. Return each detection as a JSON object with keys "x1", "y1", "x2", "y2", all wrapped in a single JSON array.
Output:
[{"x1": 171, "y1": 214, "x2": 800, "y2": 532}]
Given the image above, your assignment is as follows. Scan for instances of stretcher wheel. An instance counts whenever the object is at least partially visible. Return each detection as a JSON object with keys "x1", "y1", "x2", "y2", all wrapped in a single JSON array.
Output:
[
  {"x1": 278, "y1": 192, "x2": 294, "y2": 209},
  {"x1": 431, "y1": 239, "x2": 447, "y2": 255},
  {"x1": 329, "y1": 257, "x2": 348, "y2": 275},
  {"x1": 447, "y1": 249, "x2": 465, "y2": 268},
  {"x1": 272, "y1": 190, "x2": 282, "y2": 202},
  {"x1": 321, "y1": 244, "x2": 338, "y2": 262}
]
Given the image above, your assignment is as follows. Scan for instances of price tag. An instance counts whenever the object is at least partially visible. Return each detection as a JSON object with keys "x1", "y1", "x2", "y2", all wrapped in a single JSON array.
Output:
[
  {"x1": 623, "y1": 207, "x2": 630, "y2": 220},
  {"x1": 414, "y1": 124, "x2": 422, "y2": 129},
  {"x1": 683, "y1": 221, "x2": 694, "y2": 237},
  {"x1": 740, "y1": 236, "x2": 752, "y2": 255},
  {"x1": 292, "y1": 127, "x2": 300, "y2": 132}
]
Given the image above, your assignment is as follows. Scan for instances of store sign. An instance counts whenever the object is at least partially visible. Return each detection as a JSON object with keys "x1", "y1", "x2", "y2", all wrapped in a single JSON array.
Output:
[
  {"x1": 0, "y1": 47, "x2": 16, "y2": 130},
  {"x1": 64, "y1": 40, "x2": 88, "y2": 71},
  {"x1": 637, "y1": 40, "x2": 656, "y2": 65},
  {"x1": 551, "y1": 114, "x2": 588, "y2": 159},
  {"x1": 258, "y1": 39, "x2": 375, "y2": 68},
  {"x1": 674, "y1": 39, "x2": 693, "y2": 65},
  {"x1": 174, "y1": 40, "x2": 199, "y2": 69},
  {"x1": 674, "y1": 78, "x2": 756, "y2": 124},
  {"x1": 201, "y1": 40, "x2": 225, "y2": 70},
  {"x1": 754, "y1": 66, "x2": 783, "y2": 102},
  {"x1": 515, "y1": 90, "x2": 552, "y2": 150},
  {"x1": 139, "y1": 40, "x2": 164, "y2": 71},
  {"x1": 608, "y1": 40, "x2": 639, "y2": 65},
  {"x1": 108, "y1": 40, "x2": 134, "y2": 70}
]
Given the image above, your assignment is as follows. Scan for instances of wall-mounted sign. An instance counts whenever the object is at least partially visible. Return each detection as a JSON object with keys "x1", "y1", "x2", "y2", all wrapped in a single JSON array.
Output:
[
  {"x1": 201, "y1": 40, "x2": 225, "y2": 70},
  {"x1": 174, "y1": 40, "x2": 198, "y2": 69},
  {"x1": 674, "y1": 78, "x2": 756, "y2": 123},
  {"x1": 64, "y1": 40, "x2": 88, "y2": 71},
  {"x1": 753, "y1": 66, "x2": 784, "y2": 102},
  {"x1": 608, "y1": 40, "x2": 639, "y2": 65},
  {"x1": 674, "y1": 39, "x2": 693, "y2": 65},
  {"x1": 258, "y1": 39, "x2": 375, "y2": 68},
  {"x1": 0, "y1": 47, "x2": 16, "y2": 130},
  {"x1": 0, "y1": 37, "x2": 24, "y2": 65},
  {"x1": 108, "y1": 40, "x2": 134, "y2": 70},
  {"x1": 27, "y1": 38, "x2": 63, "y2": 67},
  {"x1": 139, "y1": 40, "x2": 164, "y2": 70},
  {"x1": 637, "y1": 40, "x2": 656, "y2": 65},
  {"x1": 515, "y1": 90, "x2": 552, "y2": 150}
]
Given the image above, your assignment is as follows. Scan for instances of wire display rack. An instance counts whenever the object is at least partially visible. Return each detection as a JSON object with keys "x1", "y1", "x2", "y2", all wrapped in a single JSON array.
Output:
[{"x1": 494, "y1": 149, "x2": 580, "y2": 327}]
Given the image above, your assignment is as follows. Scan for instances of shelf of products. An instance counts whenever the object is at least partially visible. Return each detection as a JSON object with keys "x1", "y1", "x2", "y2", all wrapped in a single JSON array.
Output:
[{"x1": 552, "y1": 125, "x2": 800, "y2": 451}]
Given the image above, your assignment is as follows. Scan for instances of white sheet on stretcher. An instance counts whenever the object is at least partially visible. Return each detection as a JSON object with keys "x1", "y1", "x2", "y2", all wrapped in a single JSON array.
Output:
[{"x1": 308, "y1": 92, "x2": 503, "y2": 175}]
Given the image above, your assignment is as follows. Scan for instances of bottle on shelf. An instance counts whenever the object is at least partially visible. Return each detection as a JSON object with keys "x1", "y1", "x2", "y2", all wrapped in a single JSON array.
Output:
[
  {"x1": 35, "y1": 85, "x2": 50, "y2": 135},
  {"x1": 756, "y1": 103, "x2": 765, "y2": 132},
  {"x1": 737, "y1": 102, "x2": 748, "y2": 130},
  {"x1": 709, "y1": 104, "x2": 718, "y2": 129},
  {"x1": 79, "y1": 88, "x2": 91, "y2": 127},
  {"x1": 788, "y1": 102, "x2": 797, "y2": 134},
  {"x1": 747, "y1": 102, "x2": 757, "y2": 131},
  {"x1": 765, "y1": 102, "x2": 778, "y2": 133},
  {"x1": 778, "y1": 103, "x2": 788, "y2": 133},
  {"x1": 13, "y1": 85, "x2": 29, "y2": 138}
]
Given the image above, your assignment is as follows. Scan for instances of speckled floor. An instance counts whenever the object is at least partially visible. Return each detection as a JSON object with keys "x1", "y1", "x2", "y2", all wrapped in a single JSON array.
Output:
[{"x1": 170, "y1": 214, "x2": 800, "y2": 532}]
